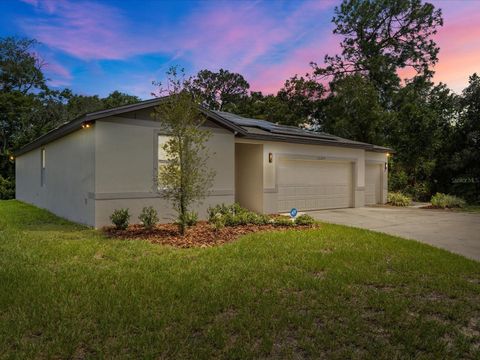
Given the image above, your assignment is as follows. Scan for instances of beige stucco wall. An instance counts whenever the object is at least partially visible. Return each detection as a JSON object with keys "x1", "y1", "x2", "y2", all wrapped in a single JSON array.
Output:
[
  {"x1": 235, "y1": 143, "x2": 263, "y2": 212},
  {"x1": 93, "y1": 116, "x2": 235, "y2": 227},
  {"x1": 15, "y1": 128, "x2": 95, "y2": 226}
]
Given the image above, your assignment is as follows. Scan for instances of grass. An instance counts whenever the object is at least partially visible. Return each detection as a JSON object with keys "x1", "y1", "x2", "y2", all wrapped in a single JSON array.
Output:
[
  {"x1": 456, "y1": 205, "x2": 480, "y2": 214},
  {"x1": 0, "y1": 200, "x2": 479, "y2": 359}
]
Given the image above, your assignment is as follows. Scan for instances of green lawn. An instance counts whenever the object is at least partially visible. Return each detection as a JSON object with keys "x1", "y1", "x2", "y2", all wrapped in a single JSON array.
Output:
[
  {"x1": 458, "y1": 205, "x2": 480, "y2": 214},
  {"x1": 1, "y1": 201, "x2": 479, "y2": 359}
]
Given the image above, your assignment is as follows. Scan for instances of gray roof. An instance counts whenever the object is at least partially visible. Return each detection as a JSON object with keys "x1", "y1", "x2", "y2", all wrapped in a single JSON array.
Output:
[{"x1": 15, "y1": 98, "x2": 391, "y2": 156}]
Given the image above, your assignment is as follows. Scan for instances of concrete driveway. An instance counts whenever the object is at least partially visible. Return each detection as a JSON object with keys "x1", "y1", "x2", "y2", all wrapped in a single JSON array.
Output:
[{"x1": 308, "y1": 207, "x2": 480, "y2": 261}]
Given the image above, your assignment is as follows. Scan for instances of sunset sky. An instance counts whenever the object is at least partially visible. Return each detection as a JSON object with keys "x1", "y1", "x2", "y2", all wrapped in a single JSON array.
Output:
[{"x1": 1, "y1": 0, "x2": 479, "y2": 98}]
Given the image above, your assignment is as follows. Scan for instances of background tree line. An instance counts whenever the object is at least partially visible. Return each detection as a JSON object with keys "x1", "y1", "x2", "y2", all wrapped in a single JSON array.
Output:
[{"x1": 1, "y1": 0, "x2": 478, "y2": 202}]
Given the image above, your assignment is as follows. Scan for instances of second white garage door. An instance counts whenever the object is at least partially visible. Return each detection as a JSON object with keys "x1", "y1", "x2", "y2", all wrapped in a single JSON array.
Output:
[
  {"x1": 365, "y1": 163, "x2": 382, "y2": 205},
  {"x1": 277, "y1": 158, "x2": 354, "y2": 212}
]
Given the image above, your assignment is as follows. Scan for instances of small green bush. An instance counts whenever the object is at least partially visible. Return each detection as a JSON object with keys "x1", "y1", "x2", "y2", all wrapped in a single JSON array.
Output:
[
  {"x1": 211, "y1": 213, "x2": 225, "y2": 232},
  {"x1": 207, "y1": 204, "x2": 228, "y2": 221},
  {"x1": 430, "y1": 193, "x2": 466, "y2": 209},
  {"x1": 208, "y1": 203, "x2": 270, "y2": 227},
  {"x1": 295, "y1": 214, "x2": 315, "y2": 226},
  {"x1": 179, "y1": 211, "x2": 198, "y2": 226},
  {"x1": 387, "y1": 192, "x2": 412, "y2": 206},
  {"x1": 110, "y1": 208, "x2": 130, "y2": 230},
  {"x1": 0, "y1": 175, "x2": 15, "y2": 200},
  {"x1": 273, "y1": 216, "x2": 295, "y2": 227},
  {"x1": 250, "y1": 213, "x2": 271, "y2": 225},
  {"x1": 138, "y1": 206, "x2": 158, "y2": 229}
]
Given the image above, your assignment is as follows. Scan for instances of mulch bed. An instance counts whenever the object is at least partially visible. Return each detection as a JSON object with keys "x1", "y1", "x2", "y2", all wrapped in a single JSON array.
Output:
[{"x1": 103, "y1": 221, "x2": 318, "y2": 248}]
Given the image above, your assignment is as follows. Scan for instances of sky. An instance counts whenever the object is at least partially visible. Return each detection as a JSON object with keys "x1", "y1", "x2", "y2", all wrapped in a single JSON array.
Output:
[{"x1": 0, "y1": 0, "x2": 479, "y2": 99}]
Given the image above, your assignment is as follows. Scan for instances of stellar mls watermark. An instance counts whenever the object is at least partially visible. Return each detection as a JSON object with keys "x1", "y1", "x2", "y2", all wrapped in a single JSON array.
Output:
[{"x1": 452, "y1": 177, "x2": 479, "y2": 184}]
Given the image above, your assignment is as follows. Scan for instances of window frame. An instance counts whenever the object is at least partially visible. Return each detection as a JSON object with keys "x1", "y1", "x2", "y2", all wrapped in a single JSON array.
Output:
[
  {"x1": 40, "y1": 147, "x2": 46, "y2": 187},
  {"x1": 155, "y1": 132, "x2": 171, "y2": 192}
]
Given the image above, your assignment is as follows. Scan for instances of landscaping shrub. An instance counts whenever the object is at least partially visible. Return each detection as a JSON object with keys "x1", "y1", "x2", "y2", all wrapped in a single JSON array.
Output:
[
  {"x1": 211, "y1": 213, "x2": 225, "y2": 232},
  {"x1": 138, "y1": 206, "x2": 158, "y2": 229},
  {"x1": 294, "y1": 214, "x2": 315, "y2": 226},
  {"x1": 430, "y1": 193, "x2": 466, "y2": 209},
  {"x1": 208, "y1": 203, "x2": 271, "y2": 227},
  {"x1": 110, "y1": 209, "x2": 130, "y2": 230},
  {"x1": 0, "y1": 176, "x2": 15, "y2": 200},
  {"x1": 250, "y1": 213, "x2": 271, "y2": 225},
  {"x1": 387, "y1": 192, "x2": 412, "y2": 206},
  {"x1": 273, "y1": 216, "x2": 295, "y2": 227},
  {"x1": 179, "y1": 211, "x2": 198, "y2": 226}
]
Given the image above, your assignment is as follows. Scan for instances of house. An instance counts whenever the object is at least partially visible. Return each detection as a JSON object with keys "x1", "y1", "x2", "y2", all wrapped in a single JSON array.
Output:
[{"x1": 15, "y1": 98, "x2": 391, "y2": 228}]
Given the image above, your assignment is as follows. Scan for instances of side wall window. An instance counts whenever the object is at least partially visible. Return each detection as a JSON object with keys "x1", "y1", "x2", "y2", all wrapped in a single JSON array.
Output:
[
  {"x1": 157, "y1": 135, "x2": 170, "y2": 190},
  {"x1": 40, "y1": 148, "x2": 46, "y2": 186}
]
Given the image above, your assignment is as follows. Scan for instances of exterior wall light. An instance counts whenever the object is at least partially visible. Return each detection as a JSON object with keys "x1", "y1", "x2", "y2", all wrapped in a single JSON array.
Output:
[
  {"x1": 82, "y1": 121, "x2": 93, "y2": 129},
  {"x1": 268, "y1": 152, "x2": 273, "y2": 163},
  {"x1": 9, "y1": 155, "x2": 14, "y2": 161}
]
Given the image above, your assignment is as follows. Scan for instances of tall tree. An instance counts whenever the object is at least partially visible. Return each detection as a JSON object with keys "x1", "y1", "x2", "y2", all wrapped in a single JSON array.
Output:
[
  {"x1": 387, "y1": 77, "x2": 453, "y2": 199},
  {"x1": 0, "y1": 37, "x2": 49, "y2": 181},
  {"x1": 154, "y1": 67, "x2": 215, "y2": 234},
  {"x1": 447, "y1": 74, "x2": 480, "y2": 202},
  {"x1": 0, "y1": 37, "x2": 46, "y2": 94},
  {"x1": 276, "y1": 75, "x2": 325, "y2": 127},
  {"x1": 322, "y1": 75, "x2": 388, "y2": 145},
  {"x1": 313, "y1": 0, "x2": 443, "y2": 102},
  {"x1": 186, "y1": 69, "x2": 250, "y2": 111}
]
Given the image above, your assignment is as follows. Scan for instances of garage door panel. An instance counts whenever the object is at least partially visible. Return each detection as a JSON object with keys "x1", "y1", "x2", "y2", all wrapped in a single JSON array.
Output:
[{"x1": 277, "y1": 159, "x2": 353, "y2": 212}]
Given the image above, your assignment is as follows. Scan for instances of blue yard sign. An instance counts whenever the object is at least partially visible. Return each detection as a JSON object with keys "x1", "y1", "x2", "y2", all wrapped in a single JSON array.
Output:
[{"x1": 290, "y1": 208, "x2": 298, "y2": 218}]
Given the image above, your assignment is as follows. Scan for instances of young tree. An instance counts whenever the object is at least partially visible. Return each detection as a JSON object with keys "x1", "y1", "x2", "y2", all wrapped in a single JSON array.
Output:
[{"x1": 154, "y1": 67, "x2": 215, "y2": 234}]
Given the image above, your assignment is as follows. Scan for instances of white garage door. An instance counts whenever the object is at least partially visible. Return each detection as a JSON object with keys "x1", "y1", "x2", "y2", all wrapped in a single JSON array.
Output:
[
  {"x1": 365, "y1": 163, "x2": 382, "y2": 205},
  {"x1": 277, "y1": 159, "x2": 354, "y2": 212}
]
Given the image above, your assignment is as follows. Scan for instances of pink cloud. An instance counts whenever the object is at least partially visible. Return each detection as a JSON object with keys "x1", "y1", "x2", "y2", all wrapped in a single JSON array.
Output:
[
  {"x1": 42, "y1": 59, "x2": 73, "y2": 87},
  {"x1": 20, "y1": 0, "x2": 168, "y2": 60},
  {"x1": 432, "y1": 5, "x2": 480, "y2": 93}
]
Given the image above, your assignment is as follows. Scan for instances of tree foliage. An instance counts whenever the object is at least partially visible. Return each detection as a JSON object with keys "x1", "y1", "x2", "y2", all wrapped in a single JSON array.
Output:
[
  {"x1": 154, "y1": 67, "x2": 215, "y2": 234},
  {"x1": 322, "y1": 75, "x2": 388, "y2": 144},
  {"x1": 313, "y1": 0, "x2": 443, "y2": 100},
  {"x1": 186, "y1": 68, "x2": 249, "y2": 111}
]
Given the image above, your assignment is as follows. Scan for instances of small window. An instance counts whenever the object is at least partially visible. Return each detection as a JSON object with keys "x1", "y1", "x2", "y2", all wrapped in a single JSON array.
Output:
[
  {"x1": 158, "y1": 135, "x2": 170, "y2": 164},
  {"x1": 41, "y1": 148, "x2": 46, "y2": 186},
  {"x1": 157, "y1": 135, "x2": 170, "y2": 190}
]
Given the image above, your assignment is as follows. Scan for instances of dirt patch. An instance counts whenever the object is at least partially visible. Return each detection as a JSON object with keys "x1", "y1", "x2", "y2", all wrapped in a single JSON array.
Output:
[
  {"x1": 312, "y1": 271, "x2": 326, "y2": 280},
  {"x1": 103, "y1": 222, "x2": 318, "y2": 248},
  {"x1": 460, "y1": 317, "x2": 480, "y2": 338}
]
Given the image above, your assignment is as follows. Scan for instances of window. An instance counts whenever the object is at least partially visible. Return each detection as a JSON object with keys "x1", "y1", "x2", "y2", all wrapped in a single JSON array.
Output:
[
  {"x1": 158, "y1": 135, "x2": 169, "y2": 164},
  {"x1": 41, "y1": 148, "x2": 46, "y2": 186},
  {"x1": 157, "y1": 135, "x2": 170, "y2": 190}
]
